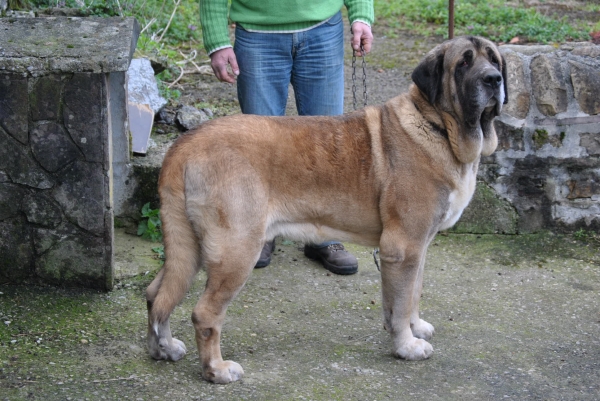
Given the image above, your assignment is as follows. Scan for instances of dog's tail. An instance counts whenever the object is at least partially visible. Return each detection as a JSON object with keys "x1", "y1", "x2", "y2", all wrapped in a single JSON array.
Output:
[{"x1": 148, "y1": 141, "x2": 201, "y2": 324}]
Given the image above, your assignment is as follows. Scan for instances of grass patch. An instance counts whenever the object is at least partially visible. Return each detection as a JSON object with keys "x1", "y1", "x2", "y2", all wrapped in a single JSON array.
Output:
[{"x1": 375, "y1": 0, "x2": 592, "y2": 43}]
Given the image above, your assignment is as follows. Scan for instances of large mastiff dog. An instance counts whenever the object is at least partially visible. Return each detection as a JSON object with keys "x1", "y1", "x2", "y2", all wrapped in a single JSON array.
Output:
[{"x1": 146, "y1": 36, "x2": 508, "y2": 383}]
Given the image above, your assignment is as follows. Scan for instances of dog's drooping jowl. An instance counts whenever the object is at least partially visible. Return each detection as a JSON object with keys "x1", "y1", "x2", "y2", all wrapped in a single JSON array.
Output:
[{"x1": 145, "y1": 36, "x2": 508, "y2": 383}]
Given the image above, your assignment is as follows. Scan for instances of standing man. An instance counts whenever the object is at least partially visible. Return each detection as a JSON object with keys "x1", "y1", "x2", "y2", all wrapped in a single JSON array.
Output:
[{"x1": 200, "y1": 0, "x2": 374, "y2": 275}]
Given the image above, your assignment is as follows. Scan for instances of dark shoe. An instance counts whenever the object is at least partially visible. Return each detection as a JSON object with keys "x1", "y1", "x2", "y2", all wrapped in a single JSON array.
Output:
[
  {"x1": 255, "y1": 240, "x2": 276, "y2": 268},
  {"x1": 304, "y1": 243, "x2": 358, "y2": 275}
]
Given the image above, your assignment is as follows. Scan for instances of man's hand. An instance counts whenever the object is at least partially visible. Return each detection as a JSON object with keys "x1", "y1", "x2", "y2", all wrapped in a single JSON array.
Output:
[
  {"x1": 350, "y1": 21, "x2": 373, "y2": 56},
  {"x1": 209, "y1": 47, "x2": 239, "y2": 83}
]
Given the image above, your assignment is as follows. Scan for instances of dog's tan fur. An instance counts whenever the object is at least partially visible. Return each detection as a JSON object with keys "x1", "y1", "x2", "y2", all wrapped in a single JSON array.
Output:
[{"x1": 145, "y1": 36, "x2": 508, "y2": 384}]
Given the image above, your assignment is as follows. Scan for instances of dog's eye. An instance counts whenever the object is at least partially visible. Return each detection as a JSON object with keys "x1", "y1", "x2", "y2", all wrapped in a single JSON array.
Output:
[
  {"x1": 459, "y1": 50, "x2": 473, "y2": 68},
  {"x1": 487, "y1": 48, "x2": 499, "y2": 67}
]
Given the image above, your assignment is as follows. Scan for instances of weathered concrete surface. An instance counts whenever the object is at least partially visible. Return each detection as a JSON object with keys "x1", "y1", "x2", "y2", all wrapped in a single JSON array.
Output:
[
  {"x1": 0, "y1": 17, "x2": 140, "y2": 74},
  {"x1": 1, "y1": 229, "x2": 598, "y2": 400}
]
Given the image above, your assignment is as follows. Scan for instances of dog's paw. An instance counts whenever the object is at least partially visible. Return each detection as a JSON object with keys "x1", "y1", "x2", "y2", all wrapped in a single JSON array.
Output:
[
  {"x1": 149, "y1": 337, "x2": 187, "y2": 361},
  {"x1": 411, "y1": 318, "x2": 435, "y2": 340},
  {"x1": 203, "y1": 360, "x2": 244, "y2": 384},
  {"x1": 394, "y1": 337, "x2": 433, "y2": 361}
]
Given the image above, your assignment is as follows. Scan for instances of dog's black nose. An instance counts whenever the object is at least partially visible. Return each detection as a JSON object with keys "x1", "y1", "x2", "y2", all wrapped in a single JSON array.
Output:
[{"x1": 483, "y1": 72, "x2": 502, "y2": 88}]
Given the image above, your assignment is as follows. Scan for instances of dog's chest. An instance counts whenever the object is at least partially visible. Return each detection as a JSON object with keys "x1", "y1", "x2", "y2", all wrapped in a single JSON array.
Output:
[{"x1": 439, "y1": 167, "x2": 477, "y2": 230}]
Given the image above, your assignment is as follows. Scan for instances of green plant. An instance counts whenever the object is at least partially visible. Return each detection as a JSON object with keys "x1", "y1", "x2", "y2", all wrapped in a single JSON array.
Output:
[
  {"x1": 151, "y1": 245, "x2": 165, "y2": 264},
  {"x1": 573, "y1": 229, "x2": 587, "y2": 240},
  {"x1": 7, "y1": 0, "x2": 33, "y2": 9},
  {"x1": 156, "y1": 70, "x2": 182, "y2": 101},
  {"x1": 137, "y1": 202, "x2": 163, "y2": 242},
  {"x1": 573, "y1": 229, "x2": 600, "y2": 245}
]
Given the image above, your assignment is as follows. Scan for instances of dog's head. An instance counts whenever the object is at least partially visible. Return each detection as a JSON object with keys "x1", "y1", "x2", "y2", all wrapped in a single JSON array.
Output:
[{"x1": 411, "y1": 36, "x2": 508, "y2": 163}]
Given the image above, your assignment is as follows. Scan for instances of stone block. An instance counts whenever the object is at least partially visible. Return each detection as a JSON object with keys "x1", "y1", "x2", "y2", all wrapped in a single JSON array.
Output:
[
  {"x1": 0, "y1": 73, "x2": 28, "y2": 144},
  {"x1": 63, "y1": 73, "x2": 106, "y2": 163},
  {"x1": 494, "y1": 120, "x2": 525, "y2": 151},
  {"x1": 0, "y1": 216, "x2": 34, "y2": 282},
  {"x1": 30, "y1": 122, "x2": 81, "y2": 172},
  {"x1": 501, "y1": 50, "x2": 530, "y2": 119},
  {"x1": 30, "y1": 74, "x2": 62, "y2": 121},
  {"x1": 33, "y1": 227, "x2": 64, "y2": 256},
  {"x1": 569, "y1": 60, "x2": 600, "y2": 115},
  {"x1": 0, "y1": 182, "x2": 28, "y2": 221},
  {"x1": 570, "y1": 44, "x2": 600, "y2": 58},
  {"x1": 35, "y1": 223, "x2": 111, "y2": 289},
  {"x1": 530, "y1": 54, "x2": 568, "y2": 116},
  {"x1": 511, "y1": 156, "x2": 554, "y2": 233},
  {"x1": 52, "y1": 160, "x2": 106, "y2": 235},
  {"x1": 176, "y1": 105, "x2": 209, "y2": 131},
  {"x1": 567, "y1": 177, "x2": 599, "y2": 199},
  {"x1": 23, "y1": 192, "x2": 63, "y2": 228},
  {"x1": 500, "y1": 44, "x2": 555, "y2": 56},
  {"x1": 0, "y1": 127, "x2": 54, "y2": 189},
  {"x1": 580, "y1": 133, "x2": 600, "y2": 155}
]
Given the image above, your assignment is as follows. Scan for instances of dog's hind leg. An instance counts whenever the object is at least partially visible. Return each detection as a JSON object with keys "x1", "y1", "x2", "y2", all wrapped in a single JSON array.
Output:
[
  {"x1": 192, "y1": 233, "x2": 262, "y2": 384},
  {"x1": 146, "y1": 198, "x2": 200, "y2": 362}
]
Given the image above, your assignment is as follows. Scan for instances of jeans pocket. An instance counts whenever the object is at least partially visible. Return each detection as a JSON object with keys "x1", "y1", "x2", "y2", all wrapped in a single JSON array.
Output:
[{"x1": 324, "y1": 11, "x2": 342, "y2": 27}]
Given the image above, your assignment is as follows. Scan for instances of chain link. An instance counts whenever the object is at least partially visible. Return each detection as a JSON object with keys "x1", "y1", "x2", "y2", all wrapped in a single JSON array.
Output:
[{"x1": 352, "y1": 46, "x2": 368, "y2": 110}]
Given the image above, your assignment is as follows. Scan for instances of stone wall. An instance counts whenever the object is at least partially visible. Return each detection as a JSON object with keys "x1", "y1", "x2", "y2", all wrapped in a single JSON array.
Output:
[
  {"x1": 0, "y1": 17, "x2": 139, "y2": 288},
  {"x1": 460, "y1": 43, "x2": 600, "y2": 233}
]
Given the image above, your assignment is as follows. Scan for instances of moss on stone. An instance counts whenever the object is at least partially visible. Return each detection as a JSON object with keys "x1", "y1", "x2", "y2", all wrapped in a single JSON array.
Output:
[
  {"x1": 532, "y1": 128, "x2": 549, "y2": 149},
  {"x1": 451, "y1": 182, "x2": 519, "y2": 234}
]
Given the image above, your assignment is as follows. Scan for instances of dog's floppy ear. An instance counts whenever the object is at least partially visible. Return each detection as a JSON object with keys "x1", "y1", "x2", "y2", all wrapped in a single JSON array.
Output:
[
  {"x1": 411, "y1": 47, "x2": 445, "y2": 104},
  {"x1": 501, "y1": 54, "x2": 509, "y2": 104}
]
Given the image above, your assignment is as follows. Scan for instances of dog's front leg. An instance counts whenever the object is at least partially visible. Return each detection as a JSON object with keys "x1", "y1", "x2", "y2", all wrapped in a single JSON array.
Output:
[
  {"x1": 380, "y1": 234, "x2": 433, "y2": 360},
  {"x1": 409, "y1": 248, "x2": 435, "y2": 341}
]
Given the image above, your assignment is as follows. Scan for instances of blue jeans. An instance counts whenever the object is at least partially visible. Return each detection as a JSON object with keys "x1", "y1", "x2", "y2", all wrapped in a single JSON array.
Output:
[
  {"x1": 234, "y1": 12, "x2": 345, "y2": 248},
  {"x1": 234, "y1": 11, "x2": 344, "y2": 117}
]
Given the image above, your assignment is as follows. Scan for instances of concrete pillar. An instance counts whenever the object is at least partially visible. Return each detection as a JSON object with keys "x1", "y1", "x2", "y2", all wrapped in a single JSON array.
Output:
[{"x1": 0, "y1": 17, "x2": 140, "y2": 289}]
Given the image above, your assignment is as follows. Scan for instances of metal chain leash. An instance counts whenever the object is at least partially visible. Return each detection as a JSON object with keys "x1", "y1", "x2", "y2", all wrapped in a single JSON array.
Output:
[
  {"x1": 351, "y1": 46, "x2": 368, "y2": 110},
  {"x1": 352, "y1": 45, "x2": 377, "y2": 269}
]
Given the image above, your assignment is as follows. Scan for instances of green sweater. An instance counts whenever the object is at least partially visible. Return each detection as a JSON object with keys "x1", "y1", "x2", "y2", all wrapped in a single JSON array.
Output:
[{"x1": 200, "y1": 0, "x2": 374, "y2": 55}]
